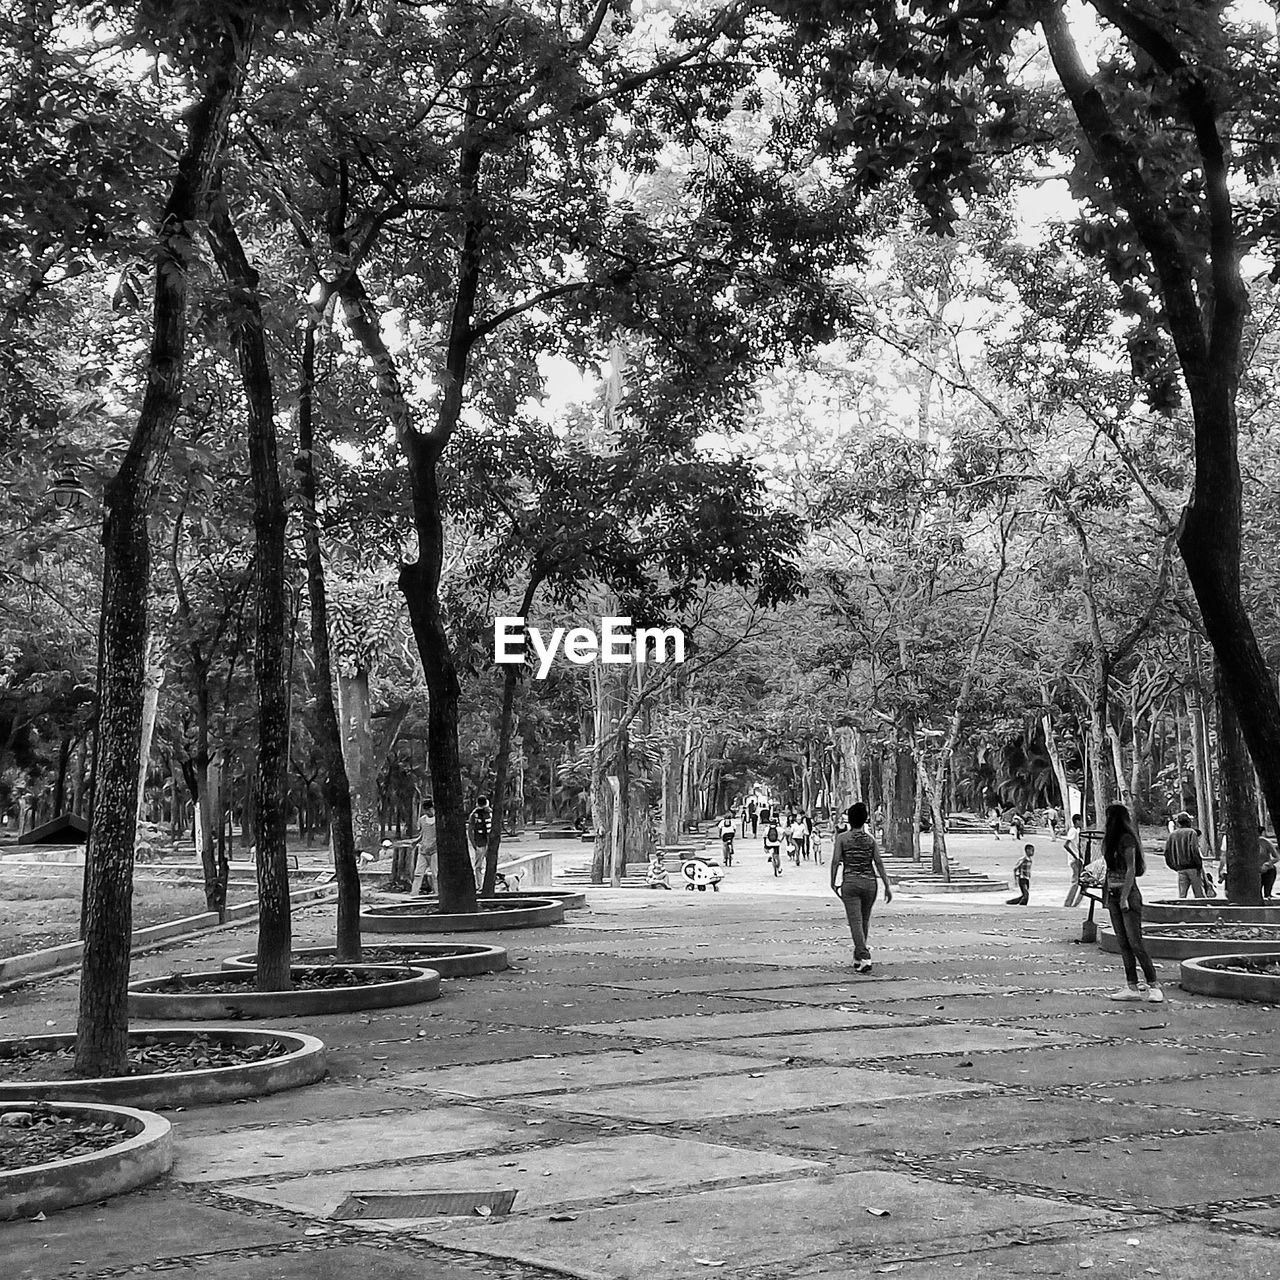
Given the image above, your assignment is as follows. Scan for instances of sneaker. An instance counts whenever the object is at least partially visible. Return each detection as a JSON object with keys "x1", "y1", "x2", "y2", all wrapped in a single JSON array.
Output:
[
  {"x1": 1146, "y1": 985, "x2": 1165, "y2": 1003},
  {"x1": 1108, "y1": 986, "x2": 1145, "y2": 1002},
  {"x1": 855, "y1": 960, "x2": 872, "y2": 974}
]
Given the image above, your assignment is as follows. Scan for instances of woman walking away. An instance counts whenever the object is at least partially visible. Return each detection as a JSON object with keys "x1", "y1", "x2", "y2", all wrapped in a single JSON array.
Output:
[
  {"x1": 831, "y1": 802, "x2": 893, "y2": 973},
  {"x1": 1102, "y1": 802, "x2": 1163, "y2": 1003}
]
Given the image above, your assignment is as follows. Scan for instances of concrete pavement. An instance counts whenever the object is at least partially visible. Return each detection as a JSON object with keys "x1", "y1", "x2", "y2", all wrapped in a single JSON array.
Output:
[{"x1": 3, "y1": 848, "x2": 1279, "y2": 1280}]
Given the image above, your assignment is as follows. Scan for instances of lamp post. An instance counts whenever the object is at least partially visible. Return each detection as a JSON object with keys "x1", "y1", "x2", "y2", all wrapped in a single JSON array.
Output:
[{"x1": 51, "y1": 467, "x2": 92, "y2": 511}]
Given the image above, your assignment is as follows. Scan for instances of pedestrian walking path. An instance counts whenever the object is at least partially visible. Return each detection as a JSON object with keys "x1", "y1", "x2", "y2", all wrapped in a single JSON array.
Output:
[{"x1": 5, "y1": 876, "x2": 1280, "y2": 1280}]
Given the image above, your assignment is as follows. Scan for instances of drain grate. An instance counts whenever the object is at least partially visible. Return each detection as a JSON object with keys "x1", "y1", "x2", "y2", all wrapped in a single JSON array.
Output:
[{"x1": 333, "y1": 1189, "x2": 518, "y2": 1220}]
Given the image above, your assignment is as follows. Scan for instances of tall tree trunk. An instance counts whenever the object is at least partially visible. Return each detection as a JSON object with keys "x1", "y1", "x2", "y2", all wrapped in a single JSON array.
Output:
[
  {"x1": 1107, "y1": 723, "x2": 1132, "y2": 808},
  {"x1": 75, "y1": 27, "x2": 249, "y2": 1077},
  {"x1": 882, "y1": 744, "x2": 914, "y2": 857},
  {"x1": 1187, "y1": 689, "x2": 1213, "y2": 858},
  {"x1": 135, "y1": 634, "x2": 164, "y2": 821},
  {"x1": 71, "y1": 737, "x2": 89, "y2": 816},
  {"x1": 1174, "y1": 705, "x2": 1188, "y2": 812},
  {"x1": 484, "y1": 573, "x2": 542, "y2": 894},
  {"x1": 1216, "y1": 660, "x2": 1262, "y2": 903},
  {"x1": 333, "y1": 261, "x2": 477, "y2": 912},
  {"x1": 1041, "y1": 712, "x2": 1072, "y2": 819},
  {"x1": 297, "y1": 316, "x2": 360, "y2": 959},
  {"x1": 336, "y1": 667, "x2": 380, "y2": 857},
  {"x1": 835, "y1": 726, "x2": 857, "y2": 808},
  {"x1": 661, "y1": 731, "x2": 682, "y2": 845},
  {"x1": 51, "y1": 735, "x2": 72, "y2": 815},
  {"x1": 207, "y1": 198, "x2": 291, "y2": 990},
  {"x1": 1088, "y1": 698, "x2": 1111, "y2": 825}
]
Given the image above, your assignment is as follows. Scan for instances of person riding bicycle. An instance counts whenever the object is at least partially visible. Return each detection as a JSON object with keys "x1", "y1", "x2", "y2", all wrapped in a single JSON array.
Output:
[
  {"x1": 764, "y1": 818, "x2": 782, "y2": 876},
  {"x1": 717, "y1": 814, "x2": 736, "y2": 866}
]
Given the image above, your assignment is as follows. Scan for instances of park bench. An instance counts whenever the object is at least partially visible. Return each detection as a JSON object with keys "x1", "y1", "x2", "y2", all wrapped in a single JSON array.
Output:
[{"x1": 1072, "y1": 829, "x2": 1105, "y2": 942}]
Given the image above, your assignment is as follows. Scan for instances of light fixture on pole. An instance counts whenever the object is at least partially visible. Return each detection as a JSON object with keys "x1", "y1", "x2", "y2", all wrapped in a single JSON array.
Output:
[{"x1": 50, "y1": 467, "x2": 92, "y2": 512}]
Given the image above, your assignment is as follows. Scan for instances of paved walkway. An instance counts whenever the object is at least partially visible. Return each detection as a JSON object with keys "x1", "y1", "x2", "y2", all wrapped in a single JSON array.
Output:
[{"x1": 5, "y1": 858, "x2": 1280, "y2": 1280}]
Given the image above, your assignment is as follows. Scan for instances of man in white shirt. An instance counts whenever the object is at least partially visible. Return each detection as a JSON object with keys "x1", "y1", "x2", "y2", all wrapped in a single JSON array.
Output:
[
  {"x1": 717, "y1": 814, "x2": 736, "y2": 866},
  {"x1": 790, "y1": 815, "x2": 809, "y2": 861},
  {"x1": 1063, "y1": 813, "x2": 1083, "y2": 907}
]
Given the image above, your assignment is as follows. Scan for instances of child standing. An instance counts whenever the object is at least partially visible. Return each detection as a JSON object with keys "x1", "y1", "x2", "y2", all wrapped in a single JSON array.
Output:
[{"x1": 1007, "y1": 843, "x2": 1034, "y2": 905}]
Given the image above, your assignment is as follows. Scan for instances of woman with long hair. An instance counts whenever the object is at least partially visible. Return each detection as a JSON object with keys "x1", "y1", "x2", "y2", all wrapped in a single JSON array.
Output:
[
  {"x1": 1101, "y1": 802, "x2": 1163, "y2": 1003},
  {"x1": 830, "y1": 802, "x2": 894, "y2": 973}
]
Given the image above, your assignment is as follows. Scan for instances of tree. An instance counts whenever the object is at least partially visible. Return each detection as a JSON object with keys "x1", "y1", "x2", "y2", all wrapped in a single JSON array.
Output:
[
  {"x1": 776, "y1": 0, "x2": 1280, "y2": 899},
  {"x1": 75, "y1": 5, "x2": 260, "y2": 1076}
]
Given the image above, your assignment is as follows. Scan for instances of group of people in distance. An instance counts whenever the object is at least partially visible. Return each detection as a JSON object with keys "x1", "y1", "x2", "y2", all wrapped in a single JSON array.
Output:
[
  {"x1": 739, "y1": 797, "x2": 824, "y2": 875},
  {"x1": 1160, "y1": 809, "x2": 1277, "y2": 900}
]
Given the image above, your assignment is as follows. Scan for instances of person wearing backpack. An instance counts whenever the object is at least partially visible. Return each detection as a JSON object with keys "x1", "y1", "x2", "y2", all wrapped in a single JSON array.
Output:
[
  {"x1": 763, "y1": 817, "x2": 782, "y2": 876},
  {"x1": 1163, "y1": 811, "x2": 1205, "y2": 898},
  {"x1": 1101, "y1": 802, "x2": 1163, "y2": 1003},
  {"x1": 468, "y1": 795, "x2": 493, "y2": 888},
  {"x1": 717, "y1": 813, "x2": 736, "y2": 866}
]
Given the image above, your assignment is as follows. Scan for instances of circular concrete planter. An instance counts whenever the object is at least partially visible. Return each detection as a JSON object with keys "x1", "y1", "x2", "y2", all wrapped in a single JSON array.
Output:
[
  {"x1": 1099, "y1": 926, "x2": 1280, "y2": 960},
  {"x1": 401, "y1": 888, "x2": 587, "y2": 910},
  {"x1": 362, "y1": 896, "x2": 565, "y2": 933},
  {"x1": 221, "y1": 942, "x2": 507, "y2": 979},
  {"x1": 500, "y1": 888, "x2": 586, "y2": 909},
  {"x1": 1144, "y1": 900, "x2": 1280, "y2": 926},
  {"x1": 0, "y1": 1029, "x2": 326, "y2": 1107},
  {"x1": 1180, "y1": 953, "x2": 1280, "y2": 1003},
  {"x1": 128, "y1": 964, "x2": 440, "y2": 1020},
  {"x1": 0, "y1": 1101, "x2": 172, "y2": 1221}
]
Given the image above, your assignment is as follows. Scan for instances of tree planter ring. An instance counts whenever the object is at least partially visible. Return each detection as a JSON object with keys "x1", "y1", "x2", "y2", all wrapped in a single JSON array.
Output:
[
  {"x1": 496, "y1": 888, "x2": 586, "y2": 909},
  {"x1": 1099, "y1": 927, "x2": 1280, "y2": 961},
  {"x1": 1180, "y1": 953, "x2": 1280, "y2": 1002},
  {"x1": 399, "y1": 889, "x2": 586, "y2": 910},
  {"x1": 0, "y1": 1100, "x2": 172, "y2": 1221},
  {"x1": 128, "y1": 964, "x2": 440, "y2": 1020},
  {"x1": 0, "y1": 1029, "x2": 326, "y2": 1107},
  {"x1": 362, "y1": 897, "x2": 565, "y2": 933},
  {"x1": 220, "y1": 943, "x2": 507, "y2": 979},
  {"x1": 1143, "y1": 901, "x2": 1280, "y2": 926}
]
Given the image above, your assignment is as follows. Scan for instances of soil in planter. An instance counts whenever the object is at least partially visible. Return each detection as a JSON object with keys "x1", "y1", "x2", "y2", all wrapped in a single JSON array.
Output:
[
  {"x1": 242, "y1": 950, "x2": 469, "y2": 967},
  {"x1": 149, "y1": 966, "x2": 419, "y2": 993},
  {"x1": 1148, "y1": 925, "x2": 1280, "y2": 940},
  {"x1": 1213, "y1": 959, "x2": 1280, "y2": 976},
  {"x1": 0, "y1": 1034, "x2": 294, "y2": 1083},
  {"x1": 373, "y1": 899, "x2": 540, "y2": 915},
  {"x1": 0, "y1": 1107, "x2": 128, "y2": 1172}
]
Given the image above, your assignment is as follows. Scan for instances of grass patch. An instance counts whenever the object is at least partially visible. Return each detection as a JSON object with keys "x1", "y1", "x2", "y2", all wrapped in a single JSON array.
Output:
[{"x1": 0, "y1": 873, "x2": 248, "y2": 957}]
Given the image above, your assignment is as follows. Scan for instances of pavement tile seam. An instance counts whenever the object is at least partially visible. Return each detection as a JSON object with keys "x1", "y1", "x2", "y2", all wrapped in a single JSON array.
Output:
[
  {"x1": 1204, "y1": 1192, "x2": 1280, "y2": 1214},
  {"x1": 77, "y1": 1190, "x2": 583, "y2": 1280},
  {"x1": 853, "y1": 1057, "x2": 1280, "y2": 1089},
  {"x1": 183, "y1": 1126, "x2": 641, "y2": 1187},
  {"x1": 175, "y1": 1102, "x2": 426, "y2": 1134},
  {"x1": 901, "y1": 1119, "x2": 1254, "y2": 1162},
  {"x1": 760, "y1": 1219, "x2": 1170, "y2": 1279},
  {"x1": 878, "y1": 1158, "x2": 1194, "y2": 1218},
  {"x1": 417, "y1": 1165, "x2": 844, "y2": 1228},
  {"x1": 605, "y1": 1088, "x2": 1004, "y2": 1132},
  {"x1": 885, "y1": 1151, "x2": 1280, "y2": 1230}
]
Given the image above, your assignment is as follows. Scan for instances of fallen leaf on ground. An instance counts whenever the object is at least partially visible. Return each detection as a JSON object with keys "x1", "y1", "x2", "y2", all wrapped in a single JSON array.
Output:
[{"x1": 866, "y1": 1206, "x2": 890, "y2": 1217}]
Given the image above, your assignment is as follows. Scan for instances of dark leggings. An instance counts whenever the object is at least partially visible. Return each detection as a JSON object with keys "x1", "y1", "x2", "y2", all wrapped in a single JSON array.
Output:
[{"x1": 1106, "y1": 884, "x2": 1158, "y2": 987}]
